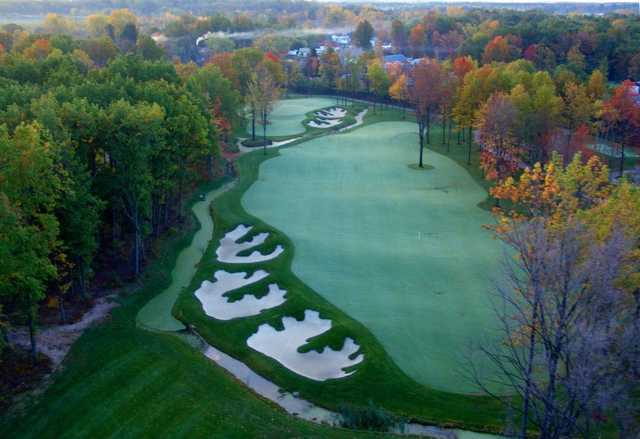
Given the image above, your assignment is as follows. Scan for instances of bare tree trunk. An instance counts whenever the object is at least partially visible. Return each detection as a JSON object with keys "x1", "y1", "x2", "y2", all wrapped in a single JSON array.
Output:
[
  {"x1": 112, "y1": 204, "x2": 118, "y2": 245},
  {"x1": 207, "y1": 153, "x2": 213, "y2": 180},
  {"x1": 418, "y1": 120, "x2": 425, "y2": 168},
  {"x1": 251, "y1": 107, "x2": 256, "y2": 141},
  {"x1": 426, "y1": 106, "x2": 431, "y2": 145},
  {"x1": 263, "y1": 111, "x2": 267, "y2": 156},
  {"x1": 27, "y1": 294, "x2": 37, "y2": 364},
  {"x1": 520, "y1": 301, "x2": 539, "y2": 439},
  {"x1": 131, "y1": 202, "x2": 141, "y2": 278},
  {"x1": 58, "y1": 292, "x2": 66, "y2": 324},
  {"x1": 447, "y1": 117, "x2": 452, "y2": 152},
  {"x1": 467, "y1": 126, "x2": 472, "y2": 165}
]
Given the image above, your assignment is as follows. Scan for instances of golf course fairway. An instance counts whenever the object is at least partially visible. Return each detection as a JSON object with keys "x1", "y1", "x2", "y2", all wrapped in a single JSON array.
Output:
[
  {"x1": 242, "y1": 121, "x2": 504, "y2": 393},
  {"x1": 246, "y1": 97, "x2": 336, "y2": 137},
  {"x1": 137, "y1": 181, "x2": 233, "y2": 331}
]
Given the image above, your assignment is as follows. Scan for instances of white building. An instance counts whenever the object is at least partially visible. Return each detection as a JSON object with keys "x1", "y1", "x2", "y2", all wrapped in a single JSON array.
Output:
[{"x1": 331, "y1": 34, "x2": 350, "y2": 46}]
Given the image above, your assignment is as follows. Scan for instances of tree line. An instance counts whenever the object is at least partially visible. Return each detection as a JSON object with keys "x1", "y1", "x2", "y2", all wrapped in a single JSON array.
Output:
[
  {"x1": 298, "y1": 44, "x2": 638, "y2": 177},
  {"x1": 0, "y1": 29, "x2": 242, "y2": 360}
]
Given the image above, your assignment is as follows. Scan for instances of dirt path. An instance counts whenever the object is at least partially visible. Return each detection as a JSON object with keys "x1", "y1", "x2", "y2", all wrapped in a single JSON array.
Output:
[{"x1": 8, "y1": 296, "x2": 119, "y2": 368}]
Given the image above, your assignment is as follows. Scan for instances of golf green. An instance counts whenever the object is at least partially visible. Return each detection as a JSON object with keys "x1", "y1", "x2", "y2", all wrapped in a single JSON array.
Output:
[
  {"x1": 246, "y1": 97, "x2": 337, "y2": 137},
  {"x1": 242, "y1": 122, "x2": 504, "y2": 393}
]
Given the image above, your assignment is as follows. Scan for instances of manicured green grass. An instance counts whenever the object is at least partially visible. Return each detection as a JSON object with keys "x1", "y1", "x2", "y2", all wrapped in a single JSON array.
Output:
[
  {"x1": 245, "y1": 97, "x2": 337, "y2": 138},
  {"x1": 242, "y1": 97, "x2": 367, "y2": 143},
  {"x1": 0, "y1": 183, "x2": 399, "y2": 439},
  {"x1": 1, "y1": 105, "x2": 506, "y2": 438},
  {"x1": 174, "y1": 135, "x2": 506, "y2": 434},
  {"x1": 136, "y1": 179, "x2": 233, "y2": 332},
  {"x1": 242, "y1": 121, "x2": 504, "y2": 393}
]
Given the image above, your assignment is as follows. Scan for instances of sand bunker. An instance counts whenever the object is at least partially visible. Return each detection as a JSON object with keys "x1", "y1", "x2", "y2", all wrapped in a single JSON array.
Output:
[
  {"x1": 308, "y1": 118, "x2": 343, "y2": 129},
  {"x1": 217, "y1": 225, "x2": 284, "y2": 264},
  {"x1": 195, "y1": 270, "x2": 287, "y2": 320},
  {"x1": 247, "y1": 310, "x2": 363, "y2": 381},
  {"x1": 315, "y1": 107, "x2": 346, "y2": 119}
]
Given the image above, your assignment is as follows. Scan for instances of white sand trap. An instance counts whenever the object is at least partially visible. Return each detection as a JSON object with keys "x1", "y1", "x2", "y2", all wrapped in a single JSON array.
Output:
[
  {"x1": 217, "y1": 225, "x2": 284, "y2": 264},
  {"x1": 308, "y1": 118, "x2": 342, "y2": 129},
  {"x1": 247, "y1": 310, "x2": 364, "y2": 381},
  {"x1": 315, "y1": 107, "x2": 346, "y2": 119},
  {"x1": 195, "y1": 270, "x2": 286, "y2": 320}
]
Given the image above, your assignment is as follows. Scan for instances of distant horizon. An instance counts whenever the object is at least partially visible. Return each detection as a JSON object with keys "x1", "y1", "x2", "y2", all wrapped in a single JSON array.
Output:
[{"x1": 315, "y1": 0, "x2": 639, "y2": 4}]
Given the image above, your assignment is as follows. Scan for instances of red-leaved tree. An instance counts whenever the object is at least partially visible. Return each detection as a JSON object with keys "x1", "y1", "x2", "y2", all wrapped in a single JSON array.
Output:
[{"x1": 602, "y1": 80, "x2": 640, "y2": 176}]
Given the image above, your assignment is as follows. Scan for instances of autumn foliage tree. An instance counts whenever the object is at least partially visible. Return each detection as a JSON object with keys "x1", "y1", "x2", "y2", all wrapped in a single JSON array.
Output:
[
  {"x1": 482, "y1": 35, "x2": 521, "y2": 64},
  {"x1": 476, "y1": 92, "x2": 522, "y2": 182},
  {"x1": 602, "y1": 80, "x2": 640, "y2": 176},
  {"x1": 353, "y1": 20, "x2": 374, "y2": 50},
  {"x1": 410, "y1": 59, "x2": 445, "y2": 167},
  {"x1": 409, "y1": 23, "x2": 426, "y2": 57},
  {"x1": 247, "y1": 64, "x2": 281, "y2": 153},
  {"x1": 486, "y1": 152, "x2": 640, "y2": 439},
  {"x1": 391, "y1": 19, "x2": 407, "y2": 52},
  {"x1": 452, "y1": 56, "x2": 475, "y2": 81},
  {"x1": 0, "y1": 123, "x2": 62, "y2": 362},
  {"x1": 454, "y1": 64, "x2": 503, "y2": 164},
  {"x1": 389, "y1": 73, "x2": 409, "y2": 118},
  {"x1": 491, "y1": 152, "x2": 610, "y2": 223},
  {"x1": 366, "y1": 59, "x2": 389, "y2": 112}
]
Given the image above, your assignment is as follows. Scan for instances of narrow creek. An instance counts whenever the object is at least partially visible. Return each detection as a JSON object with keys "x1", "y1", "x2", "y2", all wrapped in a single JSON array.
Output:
[
  {"x1": 136, "y1": 145, "x2": 501, "y2": 439},
  {"x1": 182, "y1": 331, "x2": 498, "y2": 439}
]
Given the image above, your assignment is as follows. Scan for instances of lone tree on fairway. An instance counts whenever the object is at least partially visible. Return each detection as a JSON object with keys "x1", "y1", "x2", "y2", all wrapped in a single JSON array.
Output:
[
  {"x1": 247, "y1": 65, "x2": 281, "y2": 154},
  {"x1": 409, "y1": 59, "x2": 444, "y2": 167}
]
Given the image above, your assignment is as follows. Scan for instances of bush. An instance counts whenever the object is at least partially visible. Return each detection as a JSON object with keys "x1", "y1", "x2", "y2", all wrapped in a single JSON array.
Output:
[{"x1": 338, "y1": 401, "x2": 401, "y2": 432}]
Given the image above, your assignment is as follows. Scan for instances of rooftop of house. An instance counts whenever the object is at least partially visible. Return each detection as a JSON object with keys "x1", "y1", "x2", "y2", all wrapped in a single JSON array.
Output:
[{"x1": 383, "y1": 54, "x2": 408, "y2": 64}]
